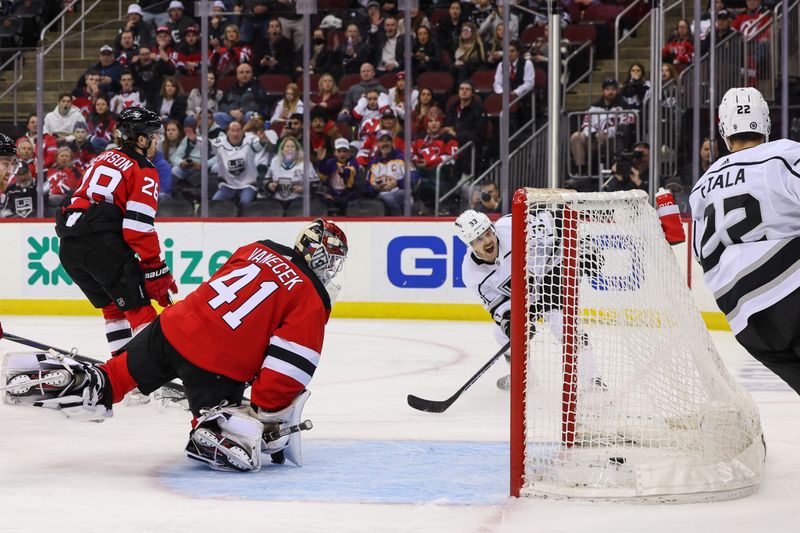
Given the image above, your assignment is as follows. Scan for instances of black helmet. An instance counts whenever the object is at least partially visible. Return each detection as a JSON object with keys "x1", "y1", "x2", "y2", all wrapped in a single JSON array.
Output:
[
  {"x1": 0, "y1": 132, "x2": 16, "y2": 158},
  {"x1": 117, "y1": 107, "x2": 161, "y2": 143}
]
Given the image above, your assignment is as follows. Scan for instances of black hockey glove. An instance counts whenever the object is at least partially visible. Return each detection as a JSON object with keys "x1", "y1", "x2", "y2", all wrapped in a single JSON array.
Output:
[{"x1": 500, "y1": 311, "x2": 511, "y2": 338}]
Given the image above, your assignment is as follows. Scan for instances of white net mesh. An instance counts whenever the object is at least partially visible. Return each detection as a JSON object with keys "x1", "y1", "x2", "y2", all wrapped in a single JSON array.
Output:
[{"x1": 515, "y1": 189, "x2": 764, "y2": 502}]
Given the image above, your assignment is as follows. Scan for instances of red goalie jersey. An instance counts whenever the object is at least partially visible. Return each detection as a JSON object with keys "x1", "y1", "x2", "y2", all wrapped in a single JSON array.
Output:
[
  {"x1": 68, "y1": 147, "x2": 162, "y2": 263},
  {"x1": 160, "y1": 240, "x2": 332, "y2": 411}
]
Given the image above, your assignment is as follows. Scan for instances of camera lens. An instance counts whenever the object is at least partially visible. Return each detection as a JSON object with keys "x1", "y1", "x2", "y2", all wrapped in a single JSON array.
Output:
[{"x1": 481, "y1": 190, "x2": 492, "y2": 201}]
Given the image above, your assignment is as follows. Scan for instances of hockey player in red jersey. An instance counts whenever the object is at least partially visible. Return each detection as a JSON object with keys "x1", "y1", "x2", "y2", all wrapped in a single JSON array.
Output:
[
  {"x1": 55, "y1": 107, "x2": 177, "y2": 354},
  {"x1": 3, "y1": 220, "x2": 348, "y2": 473}
]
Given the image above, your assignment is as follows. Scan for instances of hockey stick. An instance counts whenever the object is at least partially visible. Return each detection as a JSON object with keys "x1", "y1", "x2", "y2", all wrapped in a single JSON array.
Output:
[
  {"x1": 407, "y1": 341, "x2": 511, "y2": 413},
  {"x1": 0, "y1": 321, "x2": 187, "y2": 396},
  {"x1": 263, "y1": 419, "x2": 313, "y2": 442}
]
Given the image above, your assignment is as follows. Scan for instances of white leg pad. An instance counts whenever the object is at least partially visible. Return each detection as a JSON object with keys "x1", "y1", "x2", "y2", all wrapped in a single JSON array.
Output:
[
  {"x1": 257, "y1": 390, "x2": 311, "y2": 467},
  {"x1": 187, "y1": 405, "x2": 264, "y2": 472}
]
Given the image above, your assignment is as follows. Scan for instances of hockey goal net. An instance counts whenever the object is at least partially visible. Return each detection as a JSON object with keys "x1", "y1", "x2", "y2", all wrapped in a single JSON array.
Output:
[{"x1": 510, "y1": 188, "x2": 764, "y2": 502}]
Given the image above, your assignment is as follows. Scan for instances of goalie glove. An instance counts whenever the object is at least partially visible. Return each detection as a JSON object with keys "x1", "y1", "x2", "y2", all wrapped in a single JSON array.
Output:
[
  {"x1": 141, "y1": 259, "x2": 178, "y2": 308},
  {"x1": 186, "y1": 405, "x2": 264, "y2": 472}
]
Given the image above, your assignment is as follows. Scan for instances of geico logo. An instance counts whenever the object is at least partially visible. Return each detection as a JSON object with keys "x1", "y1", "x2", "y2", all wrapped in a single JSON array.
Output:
[{"x1": 386, "y1": 236, "x2": 468, "y2": 289}]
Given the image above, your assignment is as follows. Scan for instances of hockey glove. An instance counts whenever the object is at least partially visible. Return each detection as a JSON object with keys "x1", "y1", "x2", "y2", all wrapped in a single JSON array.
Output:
[
  {"x1": 141, "y1": 260, "x2": 178, "y2": 308},
  {"x1": 500, "y1": 311, "x2": 511, "y2": 339}
]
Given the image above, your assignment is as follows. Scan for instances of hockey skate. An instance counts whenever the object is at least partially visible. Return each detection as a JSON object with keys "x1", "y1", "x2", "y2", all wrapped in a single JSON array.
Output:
[
  {"x1": 496, "y1": 350, "x2": 511, "y2": 391},
  {"x1": 1, "y1": 350, "x2": 113, "y2": 421}
]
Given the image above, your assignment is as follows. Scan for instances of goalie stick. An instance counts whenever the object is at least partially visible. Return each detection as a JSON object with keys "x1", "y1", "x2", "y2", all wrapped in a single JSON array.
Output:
[
  {"x1": 0, "y1": 320, "x2": 186, "y2": 396},
  {"x1": 407, "y1": 341, "x2": 511, "y2": 413},
  {"x1": 263, "y1": 419, "x2": 313, "y2": 442}
]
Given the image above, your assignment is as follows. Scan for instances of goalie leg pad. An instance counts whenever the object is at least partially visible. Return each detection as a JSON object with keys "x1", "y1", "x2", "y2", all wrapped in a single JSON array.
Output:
[
  {"x1": 186, "y1": 405, "x2": 264, "y2": 472},
  {"x1": 256, "y1": 390, "x2": 310, "y2": 467},
  {"x1": 2, "y1": 351, "x2": 113, "y2": 421}
]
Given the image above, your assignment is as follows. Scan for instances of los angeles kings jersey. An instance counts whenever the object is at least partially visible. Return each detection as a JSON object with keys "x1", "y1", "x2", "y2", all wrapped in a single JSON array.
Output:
[
  {"x1": 461, "y1": 213, "x2": 561, "y2": 326},
  {"x1": 67, "y1": 147, "x2": 162, "y2": 263},
  {"x1": 160, "y1": 240, "x2": 332, "y2": 411},
  {"x1": 690, "y1": 139, "x2": 800, "y2": 334}
]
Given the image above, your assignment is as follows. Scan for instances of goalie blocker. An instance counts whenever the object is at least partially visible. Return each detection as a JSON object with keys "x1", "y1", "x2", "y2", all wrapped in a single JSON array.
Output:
[{"x1": 2, "y1": 220, "x2": 348, "y2": 472}]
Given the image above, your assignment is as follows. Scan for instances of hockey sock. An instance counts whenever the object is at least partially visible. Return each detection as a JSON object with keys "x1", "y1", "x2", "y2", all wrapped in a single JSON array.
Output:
[
  {"x1": 101, "y1": 305, "x2": 132, "y2": 354},
  {"x1": 125, "y1": 305, "x2": 157, "y2": 336},
  {"x1": 99, "y1": 351, "x2": 139, "y2": 404}
]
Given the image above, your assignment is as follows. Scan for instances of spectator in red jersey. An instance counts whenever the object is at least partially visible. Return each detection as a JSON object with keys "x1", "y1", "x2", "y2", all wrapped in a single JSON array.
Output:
[
  {"x1": 116, "y1": 3, "x2": 155, "y2": 50},
  {"x1": 72, "y1": 70, "x2": 106, "y2": 117},
  {"x1": 17, "y1": 114, "x2": 58, "y2": 168},
  {"x1": 733, "y1": 0, "x2": 771, "y2": 71},
  {"x1": 412, "y1": 107, "x2": 459, "y2": 170},
  {"x1": 87, "y1": 95, "x2": 117, "y2": 151},
  {"x1": 356, "y1": 108, "x2": 404, "y2": 166},
  {"x1": 116, "y1": 30, "x2": 141, "y2": 66},
  {"x1": 45, "y1": 146, "x2": 83, "y2": 207},
  {"x1": 172, "y1": 25, "x2": 205, "y2": 75},
  {"x1": 110, "y1": 70, "x2": 147, "y2": 114},
  {"x1": 253, "y1": 18, "x2": 296, "y2": 76},
  {"x1": 66, "y1": 122, "x2": 100, "y2": 167},
  {"x1": 212, "y1": 24, "x2": 253, "y2": 77},
  {"x1": 151, "y1": 76, "x2": 187, "y2": 125},
  {"x1": 662, "y1": 19, "x2": 694, "y2": 70}
]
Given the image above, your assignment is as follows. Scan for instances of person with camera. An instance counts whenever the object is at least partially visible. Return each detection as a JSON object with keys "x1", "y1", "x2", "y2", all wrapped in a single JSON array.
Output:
[
  {"x1": 603, "y1": 150, "x2": 647, "y2": 192},
  {"x1": 470, "y1": 181, "x2": 500, "y2": 213}
]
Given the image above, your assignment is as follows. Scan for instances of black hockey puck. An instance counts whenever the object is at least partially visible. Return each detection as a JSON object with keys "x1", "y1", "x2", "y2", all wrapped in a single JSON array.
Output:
[{"x1": 608, "y1": 456, "x2": 626, "y2": 465}]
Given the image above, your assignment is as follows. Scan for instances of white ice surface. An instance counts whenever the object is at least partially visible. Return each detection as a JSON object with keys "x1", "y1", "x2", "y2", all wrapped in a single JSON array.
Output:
[{"x1": 0, "y1": 316, "x2": 798, "y2": 533}]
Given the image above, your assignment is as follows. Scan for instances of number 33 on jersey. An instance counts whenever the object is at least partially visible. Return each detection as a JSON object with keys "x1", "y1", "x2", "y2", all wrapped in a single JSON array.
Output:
[
  {"x1": 689, "y1": 138, "x2": 800, "y2": 334},
  {"x1": 160, "y1": 240, "x2": 333, "y2": 410}
]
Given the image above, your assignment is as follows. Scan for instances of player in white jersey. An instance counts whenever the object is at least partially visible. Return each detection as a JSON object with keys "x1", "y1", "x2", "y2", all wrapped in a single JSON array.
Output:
[
  {"x1": 209, "y1": 121, "x2": 272, "y2": 205},
  {"x1": 690, "y1": 87, "x2": 800, "y2": 395},
  {"x1": 455, "y1": 210, "x2": 603, "y2": 390}
]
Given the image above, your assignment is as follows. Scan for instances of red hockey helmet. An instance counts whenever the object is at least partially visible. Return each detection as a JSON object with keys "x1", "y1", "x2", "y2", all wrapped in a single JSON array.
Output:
[{"x1": 295, "y1": 219, "x2": 348, "y2": 286}]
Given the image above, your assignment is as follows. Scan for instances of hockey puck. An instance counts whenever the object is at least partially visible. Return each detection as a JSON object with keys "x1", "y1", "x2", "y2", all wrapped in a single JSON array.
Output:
[{"x1": 608, "y1": 456, "x2": 626, "y2": 465}]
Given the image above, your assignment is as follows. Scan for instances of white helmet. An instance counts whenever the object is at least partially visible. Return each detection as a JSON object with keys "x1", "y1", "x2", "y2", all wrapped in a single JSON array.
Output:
[
  {"x1": 718, "y1": 87, "x2": 770, "y2": 151},
  {"x1": 454, "y1": 210, "x2": 492, "y2": 244}
]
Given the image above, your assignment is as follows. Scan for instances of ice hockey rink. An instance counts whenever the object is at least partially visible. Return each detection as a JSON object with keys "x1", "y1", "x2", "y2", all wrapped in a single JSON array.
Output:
[{"x1": 0, "y1": 315, "x2": 798, "y2": 533}]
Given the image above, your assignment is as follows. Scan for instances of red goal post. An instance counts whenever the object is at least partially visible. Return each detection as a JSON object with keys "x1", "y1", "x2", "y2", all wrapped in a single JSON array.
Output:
[{"x1": 509, "y1": 188, "x2": 765, "y2": 502}]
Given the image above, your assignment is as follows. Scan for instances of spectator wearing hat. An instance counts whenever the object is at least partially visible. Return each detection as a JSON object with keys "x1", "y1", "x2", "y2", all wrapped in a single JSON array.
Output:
[
  {"x1": 387, "y1": 71, "x2": 418, "y2": 121},
  {"x1": 317, "y1": 136, "x2": 362, "y2": 214},
  {"x1": 172, "y1": 24, "x2": 205, "y2": 75},
  {"x1": 337, "y1": 23, "x2": 371, "y2": 76},
  {"x1": 211, "y1": 23, "x2": 253, "y2": 77},
  {"x1": 701, "y1": 10, "x2": 735, "y2": 55},
  {"x1": 208, "y1": 0, "x2": 231, "y2": 44},
  {"x1": 166, "y1": 1, "x2": 197, "y2": 46},
  {"x1": 253, "y1": 18, "x2": 296, "y2": 76},
  {"x1": 155, "y1": 24, "x2": 177, "y2": 66},
  {"x1": 356, "y1": 107, "x2": 404, "y2": 165},
  {"x1": 78, "y1": 45, "x2": 124, "y2": 95},
  {"x1": 363, "y1": 1, "x2": 386, "y2": 41},
  {"x1": 569, "y1": 77, "x2": 629, "y2": 171},
  {"x1": 309, "y1": 106, "x2": 339, "y2": 164},
  {"x1": 43, "y1": 93, "x2": 85, "y2": 141},
  {"x1": 115, "y1": 30, "x2": 141, "y2": 66},
  {"x1": 110, "y1": 69, "x2": 147, "y2": 114},
  {"x1": 366, "y1": 129, "x2": 418, "y2": 215},
  {"x1": 132, "y1": 45, "x2": 176, "y2": 106},
  {"x1": 238, "y1": 0, "x2": 271, "y2": 44},
  {"x1": 117, "y1": 3, "x2": 155, "y2": 50},
  {"x1": 272, "y1": 0, "x2": 305, "y2": 52},
  {"x1": 217, "y1": 63, "x2": 267, "y2": 128}
]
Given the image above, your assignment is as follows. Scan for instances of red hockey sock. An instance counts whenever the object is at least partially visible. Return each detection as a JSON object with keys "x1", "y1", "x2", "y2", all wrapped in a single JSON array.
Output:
[
  {"x1": 125, "y1": 305, "x2": 157, "y2": 333},
  {"x1": 100, "y1": 351, "x2": 139, "y2": 404}
]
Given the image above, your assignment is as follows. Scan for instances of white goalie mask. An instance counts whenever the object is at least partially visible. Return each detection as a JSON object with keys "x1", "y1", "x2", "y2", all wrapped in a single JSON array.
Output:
[
  {"x1": 718, "y1": 87, "x2": 771, "y2": 151},
  {"x1": 454, "y1": 209, "x2": 493, "y2": 244},
  {"x1": 294, "y1": 219, "x2": 348, "y2": 288}
]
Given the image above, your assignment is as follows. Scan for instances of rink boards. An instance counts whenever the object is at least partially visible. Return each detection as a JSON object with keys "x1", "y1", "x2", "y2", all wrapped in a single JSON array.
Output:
[{"x1": 0, "y1": 218, "x2": 727, "y2": 328}]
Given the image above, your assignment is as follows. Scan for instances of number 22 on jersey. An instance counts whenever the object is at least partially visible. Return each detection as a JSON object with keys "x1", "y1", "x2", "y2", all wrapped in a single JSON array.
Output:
[{"x1": 207, "y1": 264, "x2": 279, "y2": 329}]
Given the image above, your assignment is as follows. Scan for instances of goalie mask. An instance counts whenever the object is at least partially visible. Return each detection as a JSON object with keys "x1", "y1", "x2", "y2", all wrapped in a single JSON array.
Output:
[
  {"x1": 718, "y1": 87, "x2": 771, "y2": 151},
  {"x1": 295, "y1": 219, "x2": 348, "y2": 287}
]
